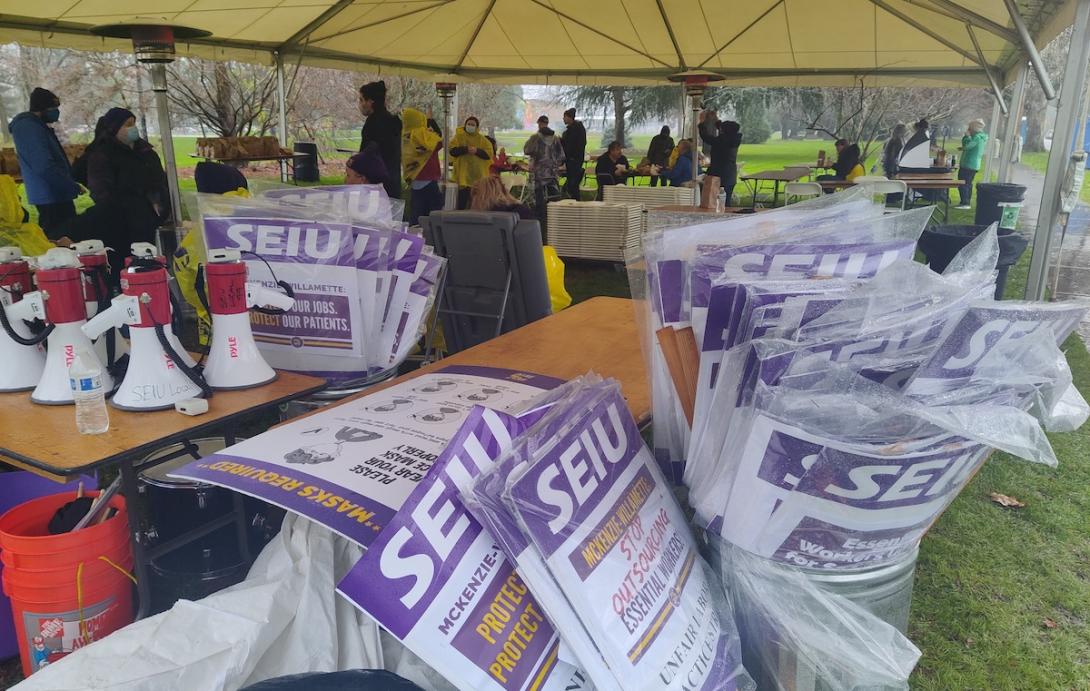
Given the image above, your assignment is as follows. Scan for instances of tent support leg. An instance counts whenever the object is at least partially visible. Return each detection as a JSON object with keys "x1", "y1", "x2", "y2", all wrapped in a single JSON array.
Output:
[
  {"x1": 1025, "y1": 0, "x2": 1090, "y2": 300},
  {"x1": 1002, "y1": 0, "x2": 1056, "y2": 100},
  {"x1": 998, "y1": 62, "x2": 1029, "y2": 184},
  {"x1": 982, "y1": 97, "x2": 1001, "y2": 183},
  {"x1": 150, "y1": 64, "x2": 182, "y2": 229},
  {"x1": 276, "y1": 52, "x2": 289, "y2": 183}
]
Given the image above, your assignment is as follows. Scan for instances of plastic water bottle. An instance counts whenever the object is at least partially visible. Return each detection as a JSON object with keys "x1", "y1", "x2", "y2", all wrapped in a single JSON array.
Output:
[
  {"x1": 718, "y1": 189, "x2": 727, "y2": 211},
  {"x1": 69, "y1": 349, "x2": 109, "y2": 435}
]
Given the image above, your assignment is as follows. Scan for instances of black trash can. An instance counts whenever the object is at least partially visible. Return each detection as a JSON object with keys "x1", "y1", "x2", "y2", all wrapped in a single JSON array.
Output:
[
  {"x1": 293, "y1": 141, "x2": 319, "y2": 182},
  {"x1": 974, "y1": 183, "x2": 1027, "y2": 226},
  {"x1": 917, "y1": 224, "x2": 1030, "y2": 299}
]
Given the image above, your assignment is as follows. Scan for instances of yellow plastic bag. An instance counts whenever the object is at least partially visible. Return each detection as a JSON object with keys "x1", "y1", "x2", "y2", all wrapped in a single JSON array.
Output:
[
  {"x1": 0, "y1": 223, "x2": 53, "y2": 257},
  {"x1": 543, "y1": 245, "x2": 572, "y2": 313},
  {"x1": 172, "y1": 225, "x2": 211, "y2": 344}
]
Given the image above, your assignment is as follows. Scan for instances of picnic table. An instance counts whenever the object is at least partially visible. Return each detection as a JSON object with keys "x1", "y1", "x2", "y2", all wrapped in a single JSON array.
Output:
[
  {"x1": 740, "y1": 168, "x2": 810, "y2": 207},
  {"x1": 817, "y1": 175, "x2": 962, "y2": 220}
]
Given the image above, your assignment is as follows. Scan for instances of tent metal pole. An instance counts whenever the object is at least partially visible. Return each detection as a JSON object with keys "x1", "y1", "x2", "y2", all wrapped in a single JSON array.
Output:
[
  {"x1": 998, "y1": 62, "x2": 1029, "y2": 183},
  {"x1": 1025, "y1": 0, "x2": 1090, "y2": 300},
  {"x1": 1002, "y1": 0, "x2": 1056, "y2": 101},
  {"x1": 982, "y1": 97, "x2": 1001, "y2": 183},
  {"x1": 149, "y1": 64, "x2": 182, "y2": 229},
  {"x1": 915, "y1": 0, "x2": 1018, "y2": 42},
  {"x1": 275, "y1": 52, "x2": 289, "y2": 183},
  {"x1": 967, "y1": 25, "x2": 1007, "y2": 114}
]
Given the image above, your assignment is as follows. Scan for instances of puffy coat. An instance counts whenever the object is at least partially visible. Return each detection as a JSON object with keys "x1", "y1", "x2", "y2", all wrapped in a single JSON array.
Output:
[
  {"x1": 8, "y1": 112, "x2": 79, "y2": 205},
  {"x1": 960, "y1": 131, "x2": 988, "y2": 171},
  {"x1": 401, "y1": 108, "x2": 442, "y2": 183}
]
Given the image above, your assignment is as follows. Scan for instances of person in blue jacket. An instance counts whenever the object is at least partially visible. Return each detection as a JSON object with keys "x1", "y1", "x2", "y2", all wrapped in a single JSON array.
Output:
[
  {"x1": 8, "y1": 88, "x2": 80, "y2": 239},
  {"x1": 666, "y1": 139, "x2": 700, "y2": 186}
]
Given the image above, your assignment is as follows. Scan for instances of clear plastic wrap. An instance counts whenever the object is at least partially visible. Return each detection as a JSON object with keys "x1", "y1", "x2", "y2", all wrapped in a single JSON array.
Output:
[
  {"x1": 712, "y1": 537, "x2": 921, "y2": 691},
  {"x1": 463, "y1": 377, "x2": 755, "y2": 691}
]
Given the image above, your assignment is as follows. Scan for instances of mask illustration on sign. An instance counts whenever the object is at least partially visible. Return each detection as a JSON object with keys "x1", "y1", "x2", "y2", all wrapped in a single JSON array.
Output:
[
  {"x1": 369, "y1": 398, "x2": 413, "y2": 413},
  {"x1": 458, "y1": 387, "x2": 501, "y2": 402},
  {"x1": 412, "y1": 406, "x2": 461, "y2": 423},
  {"x1": 284, "y1": 426, "x2": 383, "y2": 464},
  {"x1": 415, "y1": 379, "x2": 457, "y2": 393}
]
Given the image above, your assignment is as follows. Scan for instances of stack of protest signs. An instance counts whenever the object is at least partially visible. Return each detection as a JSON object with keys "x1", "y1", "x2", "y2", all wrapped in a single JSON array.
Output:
[
  {"x1": 629, "y1": 191, "x2": 1090, "y2": 688},
  {"x1": 197, "y1": 185, "x2": 442, "y2": 385}
]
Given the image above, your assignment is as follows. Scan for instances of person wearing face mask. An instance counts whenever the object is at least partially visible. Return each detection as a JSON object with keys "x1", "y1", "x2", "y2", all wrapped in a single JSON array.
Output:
[
  {"x1": 8, "y1": 87, "x2": 81, "y2": 239},
  {"x1": 83, "y1": 107, "x2": 168, "y2": 269},
  {"x1": 449, "y1": 116, "x2": 494, "y2": 209},
  {"x1": 523, "y1": 115, "x2": 565, "y2": 235},
  {"x1": 358, "y1": 80, "x2": 403, "y2": 199}
]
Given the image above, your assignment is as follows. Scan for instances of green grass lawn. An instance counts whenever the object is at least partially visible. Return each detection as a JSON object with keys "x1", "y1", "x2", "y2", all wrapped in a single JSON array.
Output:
[{"x1": 1021, "y1": 150, "x2": 1090, "y2": 204}]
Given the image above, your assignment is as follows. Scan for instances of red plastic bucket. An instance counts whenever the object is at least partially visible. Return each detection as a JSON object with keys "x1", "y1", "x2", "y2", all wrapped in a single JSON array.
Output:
[{"x1": 0, "y1": 491, "x2": 134, "y2": 677}]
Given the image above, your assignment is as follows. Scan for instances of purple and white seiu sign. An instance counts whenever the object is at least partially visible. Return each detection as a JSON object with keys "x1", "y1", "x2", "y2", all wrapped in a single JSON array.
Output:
[
  {"x1": 695, "y1": 240, "x2": 916, "y2": 282},
  {"x1": 719, "y1": 413, "x2": 990, "y2": 570},
  {"x1": 203, "y1": 216, "x2": 362, "y2": 357},
  {"x1": 505, "y1": 387, "x2": 746, "y2": 691},
  {"x1": 906, "y1": 301, "x2": 1089, "y2": 396},
  {"x1": 338, "y1": 407, "x2": 588, "y2": 691},
  {"x1": 262, "y1": 184, "x2": 395, "y2": 223}
]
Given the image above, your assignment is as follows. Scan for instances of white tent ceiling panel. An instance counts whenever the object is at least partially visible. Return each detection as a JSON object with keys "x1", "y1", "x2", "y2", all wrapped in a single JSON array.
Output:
[{"x1": 0, "y1": 0, "x2": 1078, "y2": 87}]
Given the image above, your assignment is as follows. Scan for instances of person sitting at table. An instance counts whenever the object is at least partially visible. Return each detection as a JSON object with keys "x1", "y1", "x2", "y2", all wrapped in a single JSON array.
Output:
[
  {"x1": 699, "y1": 112, "x2": 742, "y2": 203},
  {"x1": 450, "y1": 116, "x2": 494, "y2": 209},
  {"x1": 665, "y1": 139, "x2": 699, "y2": 187},
  {"x1": 469, "y1": 175, "x2": 533, "y2": 220},
  {"x1": 595, "y1": 141, "x2": 630, "y2": 200},
  {"x1": 344, "y1": 149, "x2": 388, "y2": 186},
  {"x1": 817, "y1": 140, "x2": 864, "y2": 188}
]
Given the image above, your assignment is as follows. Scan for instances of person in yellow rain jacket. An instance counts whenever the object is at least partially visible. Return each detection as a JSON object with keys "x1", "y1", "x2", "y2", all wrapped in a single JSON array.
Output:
[
  {"x1": 450, "y1": 116, "x2": 494, "y2": 209},
  {"x1": 402, "y1": 107, "x2": 443, "y2": 226}
]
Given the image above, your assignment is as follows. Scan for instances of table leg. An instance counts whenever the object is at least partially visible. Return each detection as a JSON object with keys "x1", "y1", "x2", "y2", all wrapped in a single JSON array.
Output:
[
  {"x1": 222, "y1": 429, "x2": 253, "y2": 563},
  {"x1": 119, "y1": 458, "x2": 153, "y2": 620},
  {"x1": 773, "y1": 181, "x2": 781, "y2": 207}
]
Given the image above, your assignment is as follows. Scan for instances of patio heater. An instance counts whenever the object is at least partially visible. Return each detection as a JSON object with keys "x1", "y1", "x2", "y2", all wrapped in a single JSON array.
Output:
[
  {"x1": 669, "y1": 71, "x2": 724, "y2": 206},
  {"x1": 435, "y1": 77, "x2": 458, "y2": 209},
  {"x1": 91, "y1": 21, "x2": 211, "y2": 253}
]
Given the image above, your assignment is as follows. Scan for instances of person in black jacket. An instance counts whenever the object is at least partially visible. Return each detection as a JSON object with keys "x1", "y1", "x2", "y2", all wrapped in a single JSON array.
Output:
[
  {"x1": 358, "y1": 80, "x2": 402, "y2": 199},
  {"x1": 594, "y1": 141, "x2": 630, "y2": 200},
  {"x1": 699, "y1": 113, "x2": 742, "y2": 203},
  {"x1": 646, "y1": 126, "x2": 674, "y2": 187},
  {"x1": 560, "y1": 108, "x2": 586, "y2": 199},
  {"x1": 69, "y1": 107, "x2": 167, "y2": 277}
]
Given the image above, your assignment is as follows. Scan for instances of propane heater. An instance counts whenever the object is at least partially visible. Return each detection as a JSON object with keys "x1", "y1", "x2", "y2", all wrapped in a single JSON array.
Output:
[
  {"x1": 668, "y1": 71, "x2": 725, "y2": 206},
  {"x1": 90, "y1": 20, "x2": 212, "y2": 256},
  {"x1": 435, "y1": 77, "x2": 458, "y2": 209}
]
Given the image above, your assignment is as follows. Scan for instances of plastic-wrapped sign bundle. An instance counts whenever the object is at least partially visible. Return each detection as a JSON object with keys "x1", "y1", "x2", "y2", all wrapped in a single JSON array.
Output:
[
  {"x1": 632, "y1": 194, "x2": 1090, "y2": 689},
  {"x1": 464, "y1": 376, "x2": 754, "y2": 691},
  {"x1": 686, "y1": 230, "x2": 1088, "y2": 572},
  {"x1": 338, "y1": 404, "x2": 592, "y2": 691},
  {"x1": 198, "y1": 189, "x2": 442, "y2": 384}
]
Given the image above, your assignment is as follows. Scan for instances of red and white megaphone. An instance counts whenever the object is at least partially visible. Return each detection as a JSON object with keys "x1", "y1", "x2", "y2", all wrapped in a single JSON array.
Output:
[
  {"x1": 83, "y1": 256, "x2": 206, "y2": 411},
  {"x1": 25, "y1": 248, "x2": 113, "y2": 405},
  {"x1": 203, "y1": 248, "x2": 295, "y2": 389},
  {"x1": 73, "y1": 239, "x2": 129, "y2": 365},
  {"x1": 128, "y1": 242, "x2": 196, "y2": 369},
  {"x1": 0, "y1": 246, "x2": 46, "y2": 392}
]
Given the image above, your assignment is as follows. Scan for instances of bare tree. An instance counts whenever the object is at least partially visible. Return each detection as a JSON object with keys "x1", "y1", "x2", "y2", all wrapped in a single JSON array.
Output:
[{"x1": 167, "y1": 58, "x2": 280, "y2": 137}]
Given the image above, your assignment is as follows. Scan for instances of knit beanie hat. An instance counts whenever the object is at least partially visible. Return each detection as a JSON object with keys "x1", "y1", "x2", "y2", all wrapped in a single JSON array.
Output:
[
  {"x1": 359, "y1": 80, "x2": 387, "y2": 102},
  {"x1": 564, "y1": 108, "x2": 576, "y2": 118},
  {"x1": 100, "y1": 107, "x2": 136, "y2": 137},
  {"x1": 347, "y1": 150, "x2": 389, "y2": 184},
  {"x1": 29, "y1": 87, "x2": 58, "y2": 112}
]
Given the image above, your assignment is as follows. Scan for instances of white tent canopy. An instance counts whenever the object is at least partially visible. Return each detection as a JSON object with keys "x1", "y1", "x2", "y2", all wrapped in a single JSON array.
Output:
[{"x1": 0, "y1": 0, "x2": 1077, "y2": 87}]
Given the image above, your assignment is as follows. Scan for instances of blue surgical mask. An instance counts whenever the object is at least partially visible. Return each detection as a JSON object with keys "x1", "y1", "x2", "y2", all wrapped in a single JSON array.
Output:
[
  {"x1": 465, "y1": 124, "x2": 477, "y2": 134},
  {"x1": 43, "y1": 108, "x2": 60, "y2": 123},
  {"x1": 125, "y1": 127, "x2": 140, "y2": 144}
]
